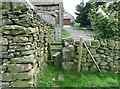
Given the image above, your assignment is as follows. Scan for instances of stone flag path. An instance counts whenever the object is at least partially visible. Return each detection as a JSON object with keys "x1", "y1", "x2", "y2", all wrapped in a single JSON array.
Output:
[{"x1": 64, "y1": 26, "x2": 94, "y2": 41}]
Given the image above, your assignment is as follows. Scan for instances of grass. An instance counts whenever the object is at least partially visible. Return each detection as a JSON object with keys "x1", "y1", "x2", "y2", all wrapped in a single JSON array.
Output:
[
  {"x1": 71, "y1": 25, "x2": 80, "y2": 28},
  {"x1": 61, "y1": 29, "x2": 70, "y2": 38},
  {"x1": 36, "y1": 65, "x2": 119, "y2": 87},
  {"x1": 51, "y1": 45, "x2": 62, "y2": 55}
]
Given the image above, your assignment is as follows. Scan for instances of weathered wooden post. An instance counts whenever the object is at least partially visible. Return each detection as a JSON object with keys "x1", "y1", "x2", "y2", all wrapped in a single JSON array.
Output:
[
  {"x1": 48, "y1": 43, "x2": 52, "y2": 60},
  {"x1": 77, "y1": 38, "x2": 83, "y2": 72}
]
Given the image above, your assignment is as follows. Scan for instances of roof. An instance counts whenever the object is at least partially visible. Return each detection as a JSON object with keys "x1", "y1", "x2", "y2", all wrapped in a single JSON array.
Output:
[
  {"x1": 64, "y1": 12, "x2": 74, "y2": 19},
  {"x1": 29, "y1": 0, "x2": 63, "y2": 5},
  {"x1": 29, "y1": 0, "x2": 64, "y2": 11}
]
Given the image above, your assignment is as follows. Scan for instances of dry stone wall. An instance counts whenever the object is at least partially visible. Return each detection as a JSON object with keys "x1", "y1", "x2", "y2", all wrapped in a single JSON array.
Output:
[
  {"x1": 0, "y1": 1, "x2": 54, "y2": 88},
  {"x1": 62, "y1": 38, "x2": 120, "y2": 72}
]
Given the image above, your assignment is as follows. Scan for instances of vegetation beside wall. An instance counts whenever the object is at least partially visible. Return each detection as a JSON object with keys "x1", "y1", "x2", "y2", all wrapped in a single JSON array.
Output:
[
  {"x1": 36, "y1": 65, "x2": 118, "y2": 87},
  {"x1": 88, "y1": 1, "x2": 119, "y2": 40}
]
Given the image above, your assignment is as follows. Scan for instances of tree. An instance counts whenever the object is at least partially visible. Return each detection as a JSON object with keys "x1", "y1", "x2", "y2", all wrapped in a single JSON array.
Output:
[
  {"x1": 88, "y1": 1, "x2": 119, "y2": 40},
  {"x1": 75, "y1": 2, "x2": 106, "y2": 27},
  {"x1": 75, "y1": 2, "x2": 92, "y2": 27}
]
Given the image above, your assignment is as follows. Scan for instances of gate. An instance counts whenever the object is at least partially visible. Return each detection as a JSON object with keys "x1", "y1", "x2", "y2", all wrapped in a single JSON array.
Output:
[{"x1": 48, "y1": 42, "x2": 63, "y2": 66}]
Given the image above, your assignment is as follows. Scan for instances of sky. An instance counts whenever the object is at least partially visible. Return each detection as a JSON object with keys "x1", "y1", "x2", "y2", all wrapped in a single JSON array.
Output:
[{"x1": 63, "y1": 0, "x2": 89, "y2": 18}]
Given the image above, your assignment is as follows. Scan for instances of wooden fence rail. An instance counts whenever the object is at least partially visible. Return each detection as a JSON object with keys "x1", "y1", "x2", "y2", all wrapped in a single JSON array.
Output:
[{"x1": 48, "y1": 42, "x2": 63, "y2": 61}]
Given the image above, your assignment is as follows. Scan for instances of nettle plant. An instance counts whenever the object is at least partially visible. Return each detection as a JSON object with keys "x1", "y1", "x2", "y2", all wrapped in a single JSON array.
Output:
[{"x1": 88, "y1": 1, "x2": 120, "y2": 40}]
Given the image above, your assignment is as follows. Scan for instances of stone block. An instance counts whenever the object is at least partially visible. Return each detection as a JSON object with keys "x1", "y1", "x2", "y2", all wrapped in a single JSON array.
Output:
[
  {"x1": 91, "y1": 40, "x2": 100, "y2": 48},
  {"x1": 89, "y1": 65, "x2": 98, "y2": 71},
  {"x1": 99, "y1": 54, "x2": 106, "y2": 59},
  {"x1": 14, "y1": 18, "x2": 31, "y2": 27},
  {"x1": 1, "y1": 25, "x2": 25, "y2": 35},
  {"x1": 11, "y1": 55, "x2": 34, "y2": 64},
  {"x1": 12, "y1": 52, "x2": 21, "y2": 57},
  {"x1": 2, "y1": 73, "x2": 13, "y2": 81},
  {"x1": 13, "y1": 37, "x2": 28, "y2": 43},
  {"x1": 53, "y1": 52, "x2": 62, "y2": 67},
  {"x1": 13, "y1": 73, "x2": 33, "y2": 80},
  {"x1": 2, "y1": 8, "x2": 9, "y2": 15},
  {"x1": 82, "y1": 48, "x2": 87, "y2": 55},
  {"x1": 100, "y1": 39, "x2": 107, "y2": 47},
  {"x1": 97, "y1": 49, "x2": 105, "y2": 54},
  {"x1": 2, "y1": 18, "x2": 13, "y2": 25},
  {"x1": 0, "y1": 65, "x2": 6, "y2": 70},
  {"x1": 100, "y1": 62, "x2": 107, "y2": 66},
  {"x1": 93, "y1": 54, "x2": 99, "y2": 58},
  {"x1": 2, "y1": 2, "x2": 11, "y2": 10},
  {"x1": 0, "y1": 37, "x2": 8, "y2": 45},
  {"x1": 1, "y1": 82, "x2": 10, "y2": 88},
  {"x1": 100, "y1": 66, "x2": 109, "y2": 70},
  {"x1": 115, "y1": 41, "x2": 120, "y2": 49},
  {"x1": 84, "y1": 63, "x2": 91, "y2": 67},
  {"x1": 21, "y1": 50, "x2": 35, "y2": 56},
  {"x1": 114, "y1": 56, "x2": 119, "y2": 60},
  {"x1": 9, "y1": 45, "x2": 31, "y2": 51},
  {"x1": 2, "y1": 59, "x2": 10, "y2": 64},
  {"x1": 58, "y1": 74, "x2": 65, "y2": 81},
  {"x1": 106, "y1": 57, "x2": 113, "y2": 62},
  {"x1": 109, "y1": 62, "x2": 114, "y2": 66},
  {"x1": 96, "y1": 58, "x2": 101, "y2": 64},
  {"x1": 100, "y1": 47, "x2": 108, "y2": 51},
  {"x1": 110, "y1": 66, "x2": 119, "y2": 72},
  {"x1": 28, "y1": 37, "x2": 33, "y2": 42},
  {"x1": 1, "y1": 46, "x2": 8, "y2": 52},
  {"x1": 87, "y1": 58, "x2": 92, "y2": 62},
  {"x1": 105, "y1": 49, "x2": 112, "y2": 54},
  {"x1": 87, "y1": 54, "x2": 91, "y2": 59},
  {"x1": 85, "y1": 41, "x2": 91, "y2": 47},
  {"x1": 107, "y1": 40, "x2": 115, "y2": 49},
  {"x1": 8, "y1": 64, "x2": 32, "y2": 73},
  {"x1": 90, "y1": 48, "x2": 96, "y2": 54},
  {"x1": 1, "y1": 52, "x2": 14, "y2": 59},
  {"x1": 82, "y1": 67, "x2": 89, "y2": 71},
  {"x1": 27, "y1": 27, "x2": 39, "y2": 34},
  {"x1": 81, "y1": 57, "x2": 87, "y2": 63},
  {"x1": 12, "y1": 10, "x2": 22, "y2": 15},
  {"x1": 62, "y1": 62, "x2": 74, "y2": 70},
  {"x1": 113, "y1": 61, "x2": 119, "y2": 66},
  {"x1": 11, "y1": 80, "x2": 33, "y2": 87},
  {"x1": 62, "y1": 46, "x2": 75, "y2": 61}
]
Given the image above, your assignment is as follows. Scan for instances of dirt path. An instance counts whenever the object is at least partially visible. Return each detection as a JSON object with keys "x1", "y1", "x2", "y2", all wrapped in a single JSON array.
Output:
[{"x1": 64, "y1": 26, "x2": 94, "y2": 41}]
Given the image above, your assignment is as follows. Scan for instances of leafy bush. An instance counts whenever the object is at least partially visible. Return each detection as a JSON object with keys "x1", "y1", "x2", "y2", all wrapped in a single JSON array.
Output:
[{"x1": 88, "y1": 1, "x2": 120, "y2": 40}]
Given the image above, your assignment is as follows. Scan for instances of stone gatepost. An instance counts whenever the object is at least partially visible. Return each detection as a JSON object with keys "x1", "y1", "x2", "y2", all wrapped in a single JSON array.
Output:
[{"x1": 61, "y1": 38, "x2": 76, "y2": 70}]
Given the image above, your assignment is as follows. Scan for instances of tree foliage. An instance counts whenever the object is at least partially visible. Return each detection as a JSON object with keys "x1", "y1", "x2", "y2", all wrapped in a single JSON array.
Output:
[
  {"x1": 75, "y1": 2, "x2": 92, "y2": 27},
  {"x1": 88, "y1": 1, "x2": 120, "y2": 40}
]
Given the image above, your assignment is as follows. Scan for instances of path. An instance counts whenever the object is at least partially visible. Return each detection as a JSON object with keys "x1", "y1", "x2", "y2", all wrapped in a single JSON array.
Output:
[{"x1": 63, "y1": 26, "x2": 94, "y2": 41}]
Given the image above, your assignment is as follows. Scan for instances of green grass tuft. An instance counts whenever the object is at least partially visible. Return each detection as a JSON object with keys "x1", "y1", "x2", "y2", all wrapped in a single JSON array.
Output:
[
  {"x1": 61, "y1": 29, "x2": 70, "y2": 38},
  {"x1": 36, "y1": 65, "x2": 119, "y2": 87}
]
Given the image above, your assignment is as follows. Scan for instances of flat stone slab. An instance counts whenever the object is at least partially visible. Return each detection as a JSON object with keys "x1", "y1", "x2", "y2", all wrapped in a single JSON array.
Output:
[{"x1": 58, "y1": 74, "x2": 65, "y2": 81}]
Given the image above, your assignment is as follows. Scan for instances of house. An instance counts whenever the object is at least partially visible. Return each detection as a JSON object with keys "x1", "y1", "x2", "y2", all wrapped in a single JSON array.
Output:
[
  {"x1": 63, "y1": 12, "x2": 74, "y2": 25},
  {"x1": 29, "y1": 0, "x2": 64, "y2": 42},
  {"x1": 29, "y1": 0, "x2": 64, "y2": 27}
]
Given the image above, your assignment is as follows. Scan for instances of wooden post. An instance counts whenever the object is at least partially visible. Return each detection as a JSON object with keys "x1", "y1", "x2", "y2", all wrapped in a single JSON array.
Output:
[
  {"x1": 48, "y1": 43, "x2": 52, "y2": 60},
  {"x1": 77, "y1": 38, "x2": 83, "y2": 72},
  {"x1": 83, "y1": 42, "x2": 101, "y2": 73}
]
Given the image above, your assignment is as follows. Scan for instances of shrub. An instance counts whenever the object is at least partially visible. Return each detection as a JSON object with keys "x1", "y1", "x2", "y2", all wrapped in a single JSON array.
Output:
[{"x1": 88, "y1": 1, "x2": 120, "y2": 40}]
